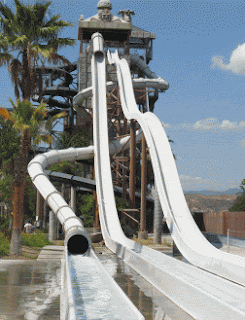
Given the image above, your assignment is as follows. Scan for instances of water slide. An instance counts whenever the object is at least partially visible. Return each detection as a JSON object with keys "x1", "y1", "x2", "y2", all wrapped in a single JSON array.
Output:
[
  {"x1": 108, "y1": 48, "x2": 245, "y2": 284},
  {"x1": 90, "y1": 33, "x2": 245, "y2": 319},
  {"x1": 27, "y1": 31, "x2": 245, "y2": 319},
  {"x1": 28, "y1": 139, "x2": 144, "y2": 319}
]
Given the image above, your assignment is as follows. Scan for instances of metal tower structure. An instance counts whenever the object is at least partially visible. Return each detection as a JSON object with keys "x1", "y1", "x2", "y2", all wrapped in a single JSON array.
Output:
[{"x1": 76, "y1": 0, "x2": 168, "y2": 235}]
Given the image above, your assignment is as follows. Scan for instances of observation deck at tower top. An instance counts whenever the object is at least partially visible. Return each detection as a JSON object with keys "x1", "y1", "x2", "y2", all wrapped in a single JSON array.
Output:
[{"x1": 78, "y1": 0, "x2": 155, "y2": 57}]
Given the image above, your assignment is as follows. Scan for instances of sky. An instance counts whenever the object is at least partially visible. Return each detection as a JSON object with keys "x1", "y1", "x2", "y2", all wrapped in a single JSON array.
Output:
[{"x1": 1, "y1": 0, "x2": 245, "y2": 192}]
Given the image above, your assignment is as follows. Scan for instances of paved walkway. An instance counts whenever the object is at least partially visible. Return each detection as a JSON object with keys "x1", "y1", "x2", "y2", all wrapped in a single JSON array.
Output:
[
  {"x1": 0, "y1": 259, "x2": 61, "y2": 319},
  {"x1": 37, "y1": 245, "x2": 64, "y2": 261},
  {"x1": 218, "y1": 244, "x2": 245, "y2": 257}
]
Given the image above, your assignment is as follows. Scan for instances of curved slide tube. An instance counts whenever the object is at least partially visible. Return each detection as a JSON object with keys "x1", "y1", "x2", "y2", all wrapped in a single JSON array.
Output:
[
  {"x1": 28, "y1": 147, "x2": 145, "y2": 319},
  {"x1": 73, "y1": 78, "x2": 168, "y2": 109},
  {"x1": 91, "y1": 32, "x2": 245, "y2": 319}
]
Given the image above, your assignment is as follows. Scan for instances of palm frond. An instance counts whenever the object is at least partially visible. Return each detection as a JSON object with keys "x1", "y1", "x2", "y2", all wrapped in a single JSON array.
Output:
[
  {"x1": 48, "y1": 37, "x2": 75, "y2": 49},
  {"x1": 45, "y1": 111, "x2": 66, "y2": 131},
  {"x1": 32, "y1": 1, "x2": 52, "y2": 24},
  {"x1": 0, "y1": 52, "x2": 12, "y2": 66},
  {"x1": 42, "y1": 14, "x2": 61, "y2": 28},
  {"x1": 0, "y1": 2, "x2": 14, "y2": 21},
  {"x1": 0, "y1": 0, "x2": 75, "y2": 100},
  {"x1": 39, "y1": 134, "x2": 52, "y2": 144},
  {"x1": 33, "y1": 104, "x2": 47, "y2": 123},
  {"x1": 48, "y1": 50, "x2": 72, "y2": 66},
  {"x1": 12, "y1": 34, "x2": 28, "y2": 46},
  {"x1": 9, "y1": 58, "x2": 21, "y2": 99},
  {"x1": 0, "y1": 107, "x2": 11, "y2": 121},
  {"x1": 32, "y1": 44, "x2": 53, "y2": 58},
  {"x1": 40, "y1": 25, "x2": 63, "y2": 37}
]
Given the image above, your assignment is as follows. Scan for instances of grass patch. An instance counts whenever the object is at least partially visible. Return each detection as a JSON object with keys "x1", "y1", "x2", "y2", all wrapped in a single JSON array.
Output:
[
  {"x1": 134, "y1": 236, "x2": 172, "y2": 247},
  {"x1": 162, "y1": 239, "x2": 172, "y2": 247},
  {"x1": 134, "y1": 237, "x2": 154, "y2": 246},
  {"x1": 21, "y1": 231, "x2": 50, "y2": 248},
  {"x1": 50, "y1": 240, "x2": 64, "y2": 246},
  {"x1": 0, "y1": 232, "x2": 10, "y2": 256}
]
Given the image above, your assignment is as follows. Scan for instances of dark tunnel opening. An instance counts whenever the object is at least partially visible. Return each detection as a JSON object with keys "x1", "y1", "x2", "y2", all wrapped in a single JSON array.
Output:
[{"x1": 67, "y1": 234, "x2": 89, "y2": 255}]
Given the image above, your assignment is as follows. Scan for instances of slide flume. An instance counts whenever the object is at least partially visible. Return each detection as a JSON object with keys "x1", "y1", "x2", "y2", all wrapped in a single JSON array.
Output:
[
  {"x1": 108, "y1": 48, "x2": 245, "y2": 286},
  {"x1": 91, "y1": 32, "x2": 245, "y2": 319}
]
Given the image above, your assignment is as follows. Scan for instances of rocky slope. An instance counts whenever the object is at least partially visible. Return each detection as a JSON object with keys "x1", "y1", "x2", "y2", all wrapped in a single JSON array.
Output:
[{"x1": 184, "y1": 193, "x2": 237, "y2": 213}]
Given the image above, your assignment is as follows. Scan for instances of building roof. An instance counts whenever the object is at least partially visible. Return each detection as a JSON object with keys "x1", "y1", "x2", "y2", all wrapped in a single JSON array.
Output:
[{"x1": 130, "y1": 25, "x2": 155, "y2": 40}]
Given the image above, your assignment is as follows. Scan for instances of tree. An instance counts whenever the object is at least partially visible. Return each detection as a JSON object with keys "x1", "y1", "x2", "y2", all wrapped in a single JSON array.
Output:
[
  {"x1": 0, "y1": 114, "x2": 20, "y2": 172},
  {"x1": 229, "y1": 179, "x2": 245, "y2": 212},
  {"x1": 0, "y1": 99, "x2": 64, "y2": 255},
  {"x1": 49, "y1": 130, "x2": 91, "y2": 177},
  {"x1": 0, "y1": 0, "x2": 75, "y2": 100},
  {"x1": 0, "y1": 115, "x2": 20, "y2": 226}
]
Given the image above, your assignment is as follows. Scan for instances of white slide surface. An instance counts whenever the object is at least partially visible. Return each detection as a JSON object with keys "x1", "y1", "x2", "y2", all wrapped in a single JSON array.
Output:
[
  {"x1": 108, "y1": 49, "x2": 245, "y2": 286},
  {"x1": 91, "y1": 33, "x2": 245, "y2": 319}
]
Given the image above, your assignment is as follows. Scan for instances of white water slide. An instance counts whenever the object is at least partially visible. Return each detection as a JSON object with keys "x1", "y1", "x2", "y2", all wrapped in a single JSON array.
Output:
[
  {"x1": 28, "y1": 31, "x2": 245, "y2": 319},
  {"x1": 90, "y1": 33, "x2": 245, "y2": 319}
]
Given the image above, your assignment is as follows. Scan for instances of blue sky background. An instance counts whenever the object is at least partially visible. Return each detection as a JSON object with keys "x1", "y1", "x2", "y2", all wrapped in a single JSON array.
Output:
[{"x1": 1, "y1": 0, "x2": 245, "y2": 192}]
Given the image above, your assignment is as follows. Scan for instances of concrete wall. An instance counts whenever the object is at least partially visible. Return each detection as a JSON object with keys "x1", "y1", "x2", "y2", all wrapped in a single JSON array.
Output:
[
  {"x1": 202, "y1": 211, "x2": 245, "y2": 238},
  {"x1": 223, "y1": 211, "x2": 245, "y2": 238},
  {"x1": 203, "y1": 211, "x2": 225, "y2": 235}
]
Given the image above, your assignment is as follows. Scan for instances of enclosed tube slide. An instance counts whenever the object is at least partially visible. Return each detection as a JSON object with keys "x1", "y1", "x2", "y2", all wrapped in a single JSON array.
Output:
[
  {"x1": 91, "y1": 32, "x2": 245, "y2": 319},
  {"x1": 28, "y1": 147, "x2": 93, "y2": 254},
  {"x1": 28, "y1": 142, "x2": 145, "y2": 319},
  {"x1": 73, "y1": 74, "x2": 168, "y2": 109},
  {"x1": 28, "y1": 132, "x2": 142, "y2": 254},
  {"x1": 130, "y1": 54, "x2": 169, "y2": 90}
]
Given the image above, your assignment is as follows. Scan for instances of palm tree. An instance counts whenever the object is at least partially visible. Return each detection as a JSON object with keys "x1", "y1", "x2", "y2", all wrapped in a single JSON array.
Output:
[
  {"x1": 0, "y1": 0, "x2": 75, "y2": 101},
  {"x1": 0, "y1": 99, "x2": 64, "y2": 255}
]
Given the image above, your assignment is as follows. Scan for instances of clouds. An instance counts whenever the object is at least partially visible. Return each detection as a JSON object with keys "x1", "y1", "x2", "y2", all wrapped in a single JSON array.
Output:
[
  {"x1": 161, "y1": 121, "x2": 171, "y2": 129},
  {"x1": 241, "y1": 139, "x2": 245, "y2": 148},
  {"x1": 179, "y1": 173, "x2": 221, "y2": 191},
  {"x1": 179, "y1": 173, "x2": 239, "y2": 191},
  {"x1": 193, "y1": 118, "x2": 245, "y2": 130},
  {"x1": 175, "y1": 117, "x2": 245, "y2": 131},
  {"x1": 164, "y1": 117, "x2": 245, "y2": 150},
  {"x1": 212, "y1": 43, "x2": 245, "y2": 74}
]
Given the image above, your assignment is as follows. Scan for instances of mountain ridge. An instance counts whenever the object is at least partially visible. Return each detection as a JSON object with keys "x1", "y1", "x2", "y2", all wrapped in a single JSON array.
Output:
[{"x1": 184, "y1": 188, "x2": 240, "y2": 196}]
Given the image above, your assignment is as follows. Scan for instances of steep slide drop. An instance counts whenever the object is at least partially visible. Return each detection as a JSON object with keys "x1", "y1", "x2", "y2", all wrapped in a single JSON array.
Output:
[
  {"x1": 91, "y1": 32, "x2": 245, "y2": 319},
  {"x1": 108, "y1": 49, "x2": 245, "y2": 286}
]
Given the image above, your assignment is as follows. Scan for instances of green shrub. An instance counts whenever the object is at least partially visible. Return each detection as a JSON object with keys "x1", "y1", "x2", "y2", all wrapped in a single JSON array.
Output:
[
  {"x1": 0, "y1": 232, "x2": 10, "y2": 256},
  {"x1": 21, "y1": 231, "x2": 50, "y2": 248},
  {"x1": 0, "y1": 216, "x2": 11, "y2": 239},
  {"x1": 78, "y1": 194, "x2": 94, "y2": 228}
]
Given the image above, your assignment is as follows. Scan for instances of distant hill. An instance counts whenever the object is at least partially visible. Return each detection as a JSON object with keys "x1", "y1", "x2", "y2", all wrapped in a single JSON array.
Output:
[
  {"x1": 184, "y1": 193, "x2": 237, "y2": 213},
  {"x1": 184, "y1": 188, "x2": 240, "y2": 196}
]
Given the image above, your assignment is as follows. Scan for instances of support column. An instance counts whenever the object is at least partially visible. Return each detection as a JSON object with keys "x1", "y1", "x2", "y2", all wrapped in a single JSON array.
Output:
[
  {"x1": 93, "y1": 165, "x2": 100, "y2": 232},
  {"x1": 93, "y1": 190, "x2": 100, "y2": 232},
  {"x1": 43, "y1": 201, "x2": 47, "y2": 229},
  {"x1": 139, "y1": 133, "x2": 148, "y2": 239},
  {"x1": 36, "y1": 190, "x2": 42, "y2": 228},
  {"x1": 129, "y1": 120, "x2": 136, "y2": 209},
  {"x1": 48, "y1": 210, "x2": 55, "y2": 242},
  {"x1": 153, "y1": 185, "x2": 163, "y2": 244},
  {"x1": 70, "y1": 186, "x2": 76, "y2": 212}
]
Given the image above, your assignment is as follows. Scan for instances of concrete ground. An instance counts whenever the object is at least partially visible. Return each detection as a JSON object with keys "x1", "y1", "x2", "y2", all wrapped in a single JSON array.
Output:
[
  {"x1": 218, "y1": 244, "x2": 245, "y2": 257},
  {"x1": 0, "y1": 259, "x2": 61, "y2": 319},
  {"x1": 37, "y1": 245, "x2": 64, "y2": 261}
]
